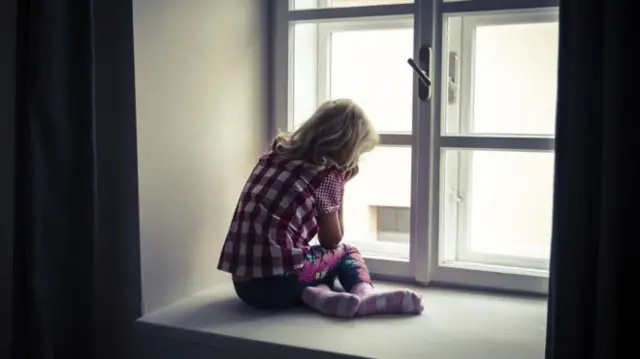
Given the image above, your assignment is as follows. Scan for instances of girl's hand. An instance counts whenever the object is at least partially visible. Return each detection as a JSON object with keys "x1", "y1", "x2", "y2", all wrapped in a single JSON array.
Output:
[{"x1": 343, "y1": 165, "x2": 359, "y2": 182}]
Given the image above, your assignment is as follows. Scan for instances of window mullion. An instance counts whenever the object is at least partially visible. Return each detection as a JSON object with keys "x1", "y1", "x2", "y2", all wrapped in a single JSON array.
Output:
[
  {"x1": 441, "y1": 0, "x2": 559, "y2": 13},
  {"x1": 378, "y1": 134, "x2": 412, "y2": 146},
  {"x1": 439, "y1": 136, "x2": 555, "y2": 151}
]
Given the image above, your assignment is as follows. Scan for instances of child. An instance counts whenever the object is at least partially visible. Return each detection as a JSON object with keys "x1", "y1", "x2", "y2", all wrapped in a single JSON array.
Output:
[{"x1": 217, "y1": 99, "x2": 423, "y2": 318}]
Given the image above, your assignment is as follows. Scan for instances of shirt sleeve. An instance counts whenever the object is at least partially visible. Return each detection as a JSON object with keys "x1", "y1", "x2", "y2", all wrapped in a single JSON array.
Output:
[{"x1": 315, "y1": 170, "x2": 344, "y2": 215}]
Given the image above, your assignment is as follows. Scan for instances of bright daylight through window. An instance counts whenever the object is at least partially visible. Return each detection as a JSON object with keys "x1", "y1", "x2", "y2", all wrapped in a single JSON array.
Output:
[
  {"x1": 291, "y1": 15, "x2": 414, "y2": 259},
  {"x1": 279, "y1": 0, "x2": 559, "y2": 293}
]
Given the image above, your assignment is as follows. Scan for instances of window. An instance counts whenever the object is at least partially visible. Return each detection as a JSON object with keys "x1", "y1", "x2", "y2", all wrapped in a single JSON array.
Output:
[
  {"x1": 275, "y1": 0, "x2": 559, "y2": 293},
  {"x1": 288, "y1": 12, "x2": 415, "y2": 263},
  {"x1": 343, "y1": 146, "x2": 412, "y2": 259},
  {"x1": 437, "y1": 9, "x2": 558, "y2": 287},
  {"x1": 291, "y1": 19, "x2": 414, "y2": 133}
]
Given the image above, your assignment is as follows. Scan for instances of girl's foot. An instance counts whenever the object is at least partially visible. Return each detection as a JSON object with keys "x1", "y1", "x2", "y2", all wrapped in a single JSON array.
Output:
[
  {"x1": 302, "y1": 284, "x2": 361, "y2": 318},
  {"x1": 351, "y1": 283, "x2": 423, "y2": 316}
]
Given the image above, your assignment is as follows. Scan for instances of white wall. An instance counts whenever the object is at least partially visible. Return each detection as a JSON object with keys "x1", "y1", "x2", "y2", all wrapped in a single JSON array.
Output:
[{"x1": 133, "y1": 0, "x2": 268, "y2": 313}]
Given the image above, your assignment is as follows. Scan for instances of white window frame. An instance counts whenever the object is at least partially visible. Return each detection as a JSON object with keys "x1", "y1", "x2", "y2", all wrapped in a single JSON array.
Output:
[
  {"x1": 274, "y1": 0, "x2": 560, "y2": 294},
  {"x1": 442, "y1": 8, "x2": 559, "y2": 272},
  {"x1": 429, "y1": 6, "x2": 559, "y2": 294}
]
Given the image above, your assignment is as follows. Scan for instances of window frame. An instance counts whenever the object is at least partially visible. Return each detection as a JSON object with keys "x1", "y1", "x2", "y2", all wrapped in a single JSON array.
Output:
[
  {"x1": 273, "y1": 0, "x2": 559, "y2": 294},
  {"x1": 441, "y1": 8, "x2": 559, "y2": 272},
  {"x1": 429, "y1": 4, "x2": 559, "y2": 294}
]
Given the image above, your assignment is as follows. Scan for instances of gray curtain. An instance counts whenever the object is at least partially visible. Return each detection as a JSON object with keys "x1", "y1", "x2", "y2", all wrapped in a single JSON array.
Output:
[
  {"x1": 545, "y1": 0, "x2": 636, "y2": 357},
  {"x1": 0, "y1": 0, "x2": 141, "y2": 358}
]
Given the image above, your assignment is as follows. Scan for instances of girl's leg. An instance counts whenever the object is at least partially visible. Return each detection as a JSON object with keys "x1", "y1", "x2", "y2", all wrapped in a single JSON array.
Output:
[
  {"x1": 233, "y1": 272, "x2": 359, "y2": 317},
  {"x1": 296, "y1": 246, "x2": 361, "y2": 318},
  {"x1": 301, "y1": 284, "x2": 360, "y2": 318},
  {"x1": 233, "y1": 274, "x2": 304, "y2": 309},
  {"x1": 335, "y1": 244, "x2": 424, "y2": 316}
]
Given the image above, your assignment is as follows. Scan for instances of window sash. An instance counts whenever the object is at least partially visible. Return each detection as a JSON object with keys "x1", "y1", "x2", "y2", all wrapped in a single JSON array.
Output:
[
  {"x1": 437, "y1": 9, "x2": 559, "y2": 276},
  {"x1": 273, "y1": 0, "x2": 559, "y2": 294},
  {"x1": 427, "y1": 2, "x2": 558, "y2": 293},
  {"x1": 287, "y1": 12, "x2": 417, "y2": 258}
]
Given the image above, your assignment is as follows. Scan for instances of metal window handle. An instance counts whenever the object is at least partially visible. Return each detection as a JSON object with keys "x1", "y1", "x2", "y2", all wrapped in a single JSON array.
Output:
[
  {"x1": 407, "y1": 46, "x2": 432, "y2": 101},
  {"x1": 407, "y1": 58, "x2": 431, "y2": 86}
]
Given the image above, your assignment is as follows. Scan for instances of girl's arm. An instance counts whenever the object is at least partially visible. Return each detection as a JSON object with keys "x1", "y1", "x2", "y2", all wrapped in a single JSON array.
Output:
[
  {"x1": 316, "y1": 169, "x2": 353, "y2": 250},
  {"x1": 317, "y1": 211, "x2": 342, "y2": 250},
  {"x1": 338, "y1": 192, "x2": 345, "y2": 236},
  {"x1": 338, "y1": 165, "x2": 357, "y2": 237}
]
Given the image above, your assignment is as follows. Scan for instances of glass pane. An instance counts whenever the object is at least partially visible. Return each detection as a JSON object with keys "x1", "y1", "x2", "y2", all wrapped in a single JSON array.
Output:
[
  {"x1": 343, "y1": 146, "x2": 411, "y2": 253},
  {"x1": 441, "y1": 149, "x2": 554, "y2": 260},
  {"x1": 292, "y1": 0, "x2": 412, "y2": 10},
  {"x1": 452, "y1": 20, "x2": 559, "y2": 136},
  {"x1": 330, "y1": 26, "x2": 414, "y2": 133},
  {"x1": 292, "y1": 23, "x2": 319, "y2": 130}
]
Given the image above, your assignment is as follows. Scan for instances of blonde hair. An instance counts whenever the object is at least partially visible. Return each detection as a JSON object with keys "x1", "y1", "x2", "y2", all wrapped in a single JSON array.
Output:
[{"x1": 272, "y1": 99, "x2": 379, "y2": 169}]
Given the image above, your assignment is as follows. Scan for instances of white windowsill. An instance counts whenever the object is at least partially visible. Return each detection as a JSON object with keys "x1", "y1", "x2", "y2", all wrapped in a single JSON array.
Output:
[{"x1": 136, "y1": 281, "x2": 548, "y2": 359}]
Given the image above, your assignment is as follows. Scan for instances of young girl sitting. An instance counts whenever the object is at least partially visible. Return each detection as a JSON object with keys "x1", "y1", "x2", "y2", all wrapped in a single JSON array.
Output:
[{"x1": 217, "y1": 99, "x2": 423, "y2": 318}]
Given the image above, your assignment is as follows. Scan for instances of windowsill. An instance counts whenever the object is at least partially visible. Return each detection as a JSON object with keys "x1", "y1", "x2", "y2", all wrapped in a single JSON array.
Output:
[
  {"x1": 136, "y1": 281, "x2": 548, "y2": 359},
  {"x1": 440, "y1": 261, "x2": 549, "y2": 278}
]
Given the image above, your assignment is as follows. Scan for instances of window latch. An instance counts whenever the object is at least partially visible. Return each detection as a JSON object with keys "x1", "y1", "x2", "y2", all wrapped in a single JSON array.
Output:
[
  {"x1": 407, "y1": 46, "x2": 432, "y2": 101},
  {"x1": 448, "y1": 51, "x2": 459, "y2": 104},
  {"x1": 448, "y1": 188, "x2": 463, "y2": 203}
]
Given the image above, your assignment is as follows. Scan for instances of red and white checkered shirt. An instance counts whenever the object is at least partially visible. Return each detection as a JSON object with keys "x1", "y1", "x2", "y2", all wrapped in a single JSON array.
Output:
[{"x1": 217, "y1": 150, "x2": 345, "y2": 278}]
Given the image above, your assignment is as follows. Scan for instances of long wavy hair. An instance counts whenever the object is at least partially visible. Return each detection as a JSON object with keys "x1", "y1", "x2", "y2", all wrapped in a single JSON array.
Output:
[{"x1": 272, "y1": 99, "x2": 379, "y2": 170}]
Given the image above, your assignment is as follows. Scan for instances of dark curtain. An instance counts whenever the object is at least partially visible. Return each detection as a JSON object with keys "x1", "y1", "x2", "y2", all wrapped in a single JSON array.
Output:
[
  {"x1": 546, "y1": 0, "x2": 637, "y2": 358},
  {"x1": 0, "y1": 0, "x2": 141, "y2": 358}
]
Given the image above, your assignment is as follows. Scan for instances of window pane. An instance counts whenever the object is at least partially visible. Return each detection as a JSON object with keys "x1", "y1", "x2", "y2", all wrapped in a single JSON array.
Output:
[
  {"x1": 446, "y1": 18, "x2": 559, "y2": 136},
  {"x1": 291, "y1": 23, "x2": 319, "y2": 130},
  {"x1": 330, "y1": 26, "x2": 414, "y2": 133},
  {"x1": 441, "y1": 149, "x2": 554, "y2": 262},
  {"x1": 292, "y1": 0, "x2": 412, "y2": 10},
  {"x1": 472, "y1": 22, "x2": 559, "y2": 135},
  {"x1": 343, "y1": 146, "x2": 411, "y2": 255}
]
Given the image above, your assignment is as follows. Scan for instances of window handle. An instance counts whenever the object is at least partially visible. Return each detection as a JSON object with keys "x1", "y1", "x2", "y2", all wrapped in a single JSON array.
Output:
[{"x1": 407, "y1": 46, "x2": 432, "y2": 101}]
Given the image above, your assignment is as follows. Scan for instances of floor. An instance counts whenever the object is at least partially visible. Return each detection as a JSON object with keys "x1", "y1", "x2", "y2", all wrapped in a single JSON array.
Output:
[{"x1": 136, "y1": 282, "x2": 548, "y2": 359}]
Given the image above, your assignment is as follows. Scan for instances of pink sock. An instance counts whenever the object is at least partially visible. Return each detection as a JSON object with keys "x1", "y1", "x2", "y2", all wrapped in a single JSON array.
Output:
[
  {"x1": 301, "y1": 284, "x2": 361, "y2": 318},
  {"x1": 351, "y1": 282, "x2": 424, "y2": 316}
]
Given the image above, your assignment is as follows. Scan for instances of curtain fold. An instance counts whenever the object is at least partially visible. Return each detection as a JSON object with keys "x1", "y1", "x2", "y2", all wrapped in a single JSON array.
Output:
[
  {"x1": 0, "y1": 0, "x2": 19, "y2": 357},
  {"x1": 546, "y1": 0, "x2": 636, "y2": 358},
  {"x1": 3, "y1": 0, "x2": 141, "y2": 358}
]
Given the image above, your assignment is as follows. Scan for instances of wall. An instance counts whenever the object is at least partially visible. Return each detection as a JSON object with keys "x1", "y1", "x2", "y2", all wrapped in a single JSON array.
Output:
[{"x1": 133, "y1": 0, "x2": 268, "y2": 313}]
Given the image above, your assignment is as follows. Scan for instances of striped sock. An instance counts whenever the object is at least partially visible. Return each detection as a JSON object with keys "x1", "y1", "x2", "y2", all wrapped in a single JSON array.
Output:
[
  {"x1": 301, "y1": 284, "x2": 361, "y2": 318},
  {"x1": 351, "y1": 283, "x2": 424, "y2": 316}
]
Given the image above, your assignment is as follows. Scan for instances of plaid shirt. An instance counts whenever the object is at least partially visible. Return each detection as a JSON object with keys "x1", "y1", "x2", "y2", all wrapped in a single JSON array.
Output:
[{"x1": 217, "y1": 151, "x2": 344, "y2": 278}]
